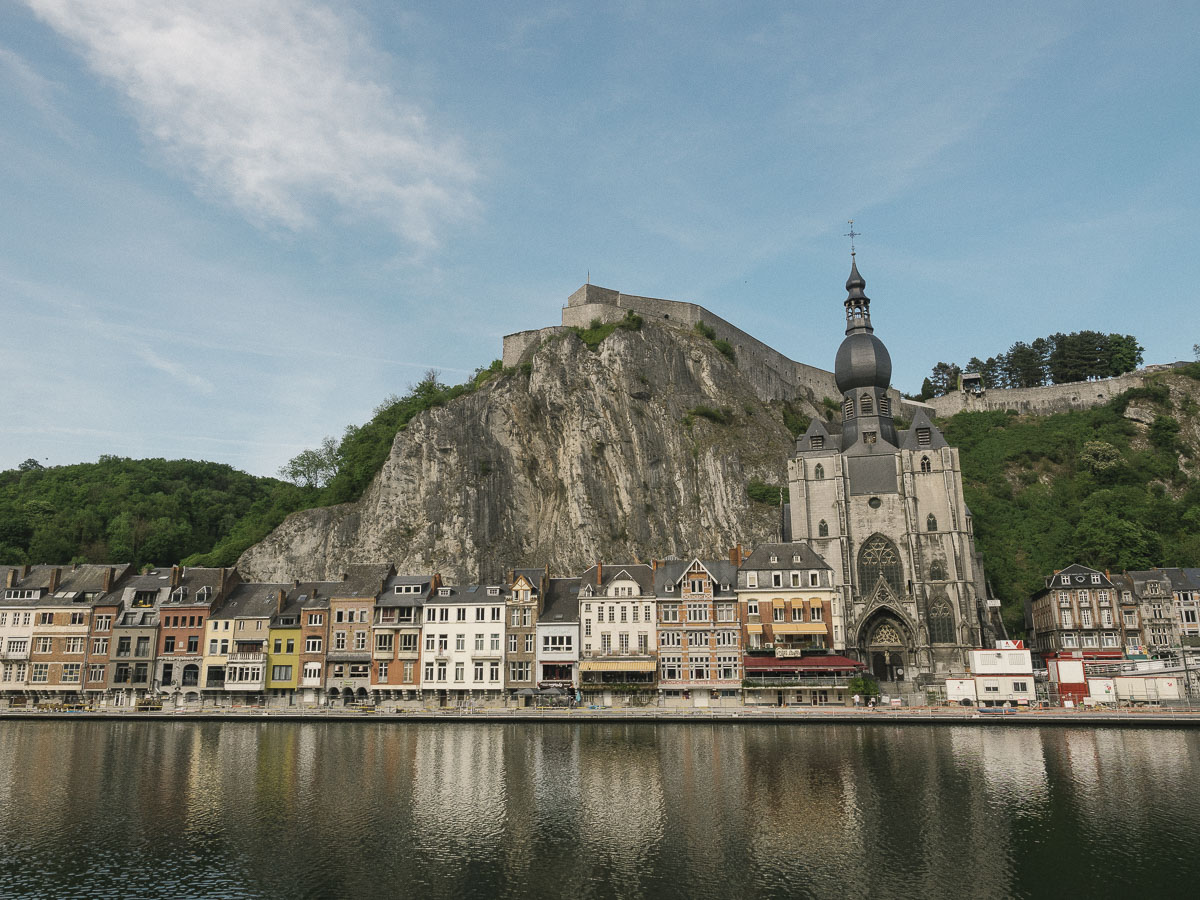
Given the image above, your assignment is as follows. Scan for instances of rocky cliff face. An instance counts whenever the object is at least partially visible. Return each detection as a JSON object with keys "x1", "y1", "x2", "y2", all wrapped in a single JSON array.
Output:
[{"x1": 238, "y1": 321, "x2": 816, "y2": 582}]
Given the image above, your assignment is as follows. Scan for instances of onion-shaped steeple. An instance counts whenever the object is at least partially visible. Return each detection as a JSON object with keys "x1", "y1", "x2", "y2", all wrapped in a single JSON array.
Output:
[{"x1": 832, "y1": 255, "x2": 897, "y2": 451}]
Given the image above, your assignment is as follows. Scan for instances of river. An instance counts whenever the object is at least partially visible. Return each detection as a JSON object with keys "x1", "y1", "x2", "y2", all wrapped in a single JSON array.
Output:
[{"x1": 1, "y1": 721, "x2": 1197, "y2": 898}]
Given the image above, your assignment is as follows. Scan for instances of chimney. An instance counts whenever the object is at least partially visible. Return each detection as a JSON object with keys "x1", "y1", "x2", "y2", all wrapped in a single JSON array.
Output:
[
  {"x1": 277, "y1": 589, "x2": 286, "y2": 616},
  {"x1": 48, "y1": 567, "x2": 61, "y2": 593},
  {"x1": 6, "y1": 568, "x2": 17, "y2": 588},
  {"x1": 219, "y1": 567, "x2": 228, "y2": 596},
  {"x1": 171, "y1": 565, "x2": 181, "y2": 588},
  {"x1": 102, "y1": 567, "x2": 114, "y2": 592},
  {"x1": 652, "y1": 559, "x2": 659, "y2": 573},
  {"x1": 509, "y1": 569, "x2": 515, "y2": 586},
  {"x1": 21, "y1": 564, "x2": 31, "y2": 577},
  {"x1": 596, "y1": 562, "x2": 602, "y2": 586}
]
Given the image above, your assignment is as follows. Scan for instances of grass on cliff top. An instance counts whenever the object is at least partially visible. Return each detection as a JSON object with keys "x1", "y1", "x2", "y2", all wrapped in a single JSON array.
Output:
[{"x1": 567, "y1": 311, "x2": 643, "y2": 351}]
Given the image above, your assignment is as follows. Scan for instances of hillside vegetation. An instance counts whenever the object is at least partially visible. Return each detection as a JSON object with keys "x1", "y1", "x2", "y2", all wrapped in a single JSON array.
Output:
[{"x1": 945, "y1": 365, "x2": 1200, "y2": 632}]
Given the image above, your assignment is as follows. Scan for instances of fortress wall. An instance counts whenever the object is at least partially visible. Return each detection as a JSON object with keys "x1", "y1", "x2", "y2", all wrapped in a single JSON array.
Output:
[
  {"x1": 502, "y1": 327, "x2": 568, "y2": 368},
  {"x1": 926, "y1": 370, "x2": 1148, "y2": 417}
]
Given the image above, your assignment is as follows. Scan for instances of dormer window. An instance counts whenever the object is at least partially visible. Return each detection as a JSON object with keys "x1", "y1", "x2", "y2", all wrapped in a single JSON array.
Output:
[
  {"x1": 665, "y1": 584, "x2": 674, "y2": 593},
  {"x1": 1090, "y1": 574, "x2": 1101, "y2": 585},
  {"x1": 917, "y1": 428, "x2": 931, "y2": 447},
  {"x1": 487, "y1": 587, "x2": 500, "y2": 596},
  {"x1": 792, "y1": 554, "x2": 802, "y2": 563},
  {"x1": 769, "y1": 555, "x2": 778, "y2": 564},
  {"x1": 811, "y1": 436, "x2": 824, "y2": 451},
  {"x1": 438, "y1": 588, "x2": 451, "y2": 597},
  {"x1": 1060, "y1": 575, "x2": 1070, "y2": 585}
]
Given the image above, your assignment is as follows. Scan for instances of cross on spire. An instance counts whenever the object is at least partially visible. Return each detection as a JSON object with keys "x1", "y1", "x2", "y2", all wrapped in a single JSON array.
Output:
[{"x1": 844, "y1": 219, "x2": 860, "y2": 257}]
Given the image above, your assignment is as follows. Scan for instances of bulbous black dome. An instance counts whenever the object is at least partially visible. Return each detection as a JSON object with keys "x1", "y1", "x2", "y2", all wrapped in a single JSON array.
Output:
[{"x1": 835, "y1": 331, "x2": 892, "y2": 393}]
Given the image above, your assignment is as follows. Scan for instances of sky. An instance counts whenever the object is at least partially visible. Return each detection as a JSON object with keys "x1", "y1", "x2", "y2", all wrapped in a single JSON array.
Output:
[{"x1": 1, "y1": 1, "x2": 1197, "y2": 477}]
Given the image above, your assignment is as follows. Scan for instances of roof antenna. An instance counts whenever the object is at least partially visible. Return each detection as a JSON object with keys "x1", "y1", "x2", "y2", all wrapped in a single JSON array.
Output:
[
  {"x1": 844, "y1": 219, "x2": 860, "y2": 258},
  {"x1": 587, "y1": 269, "x2": 590, "y2": 285}
]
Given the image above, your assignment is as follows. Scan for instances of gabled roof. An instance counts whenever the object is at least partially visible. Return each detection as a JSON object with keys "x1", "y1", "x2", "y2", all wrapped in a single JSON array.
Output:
[
  {"x1": 325, "y1": 564, "x2": 393, "y2": 599},
  {"x1": 577, "y1": 563, "x2": 655, "y2": 595},
  {"x1": 898, "y1": 408, "x2": 949, "y2": 451},
  {"x1": 652, "y1": 559, "x2": 738, "y2": 597},
  {"x1": 426, "y1": 584, "x2": 506, "y2": 603},
  {"x1": 740, "y1": 542, "x2": 831, "y2": 571},
  {"x1": 378, "y1": 573, "x2": 435, "y2": 607},
  {"x1": 1039, "y1": 564, "x2": 1114, "y2": 592}
]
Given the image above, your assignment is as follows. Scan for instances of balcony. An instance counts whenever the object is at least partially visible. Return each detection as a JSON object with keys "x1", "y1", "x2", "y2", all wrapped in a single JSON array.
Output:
[
  {"x1": 0, "y1": 649, "x2": 30, "y2": 661},
  {"x1": 227, "y1": 651, "x2": 265, "y2": 663},
  {"x1": 374, "y1": 647, "x2": 394, "y2": 660},
  {"x1": 300, "y1": 676, "x2": 323, "y2": 688}
]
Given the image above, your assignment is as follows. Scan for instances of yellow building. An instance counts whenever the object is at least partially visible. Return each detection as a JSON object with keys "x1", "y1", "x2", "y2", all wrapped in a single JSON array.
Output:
[{"x1": 267, "y1": 602, "x2": 302, "y2": 702}]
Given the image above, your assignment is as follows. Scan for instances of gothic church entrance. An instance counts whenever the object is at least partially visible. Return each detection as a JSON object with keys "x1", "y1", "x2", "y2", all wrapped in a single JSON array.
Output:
[{"x1": 864, "y1": 619, "x2": 908, "y2": 683}]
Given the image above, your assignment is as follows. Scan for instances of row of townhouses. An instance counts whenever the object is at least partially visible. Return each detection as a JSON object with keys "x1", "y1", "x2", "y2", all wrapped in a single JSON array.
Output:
[{"x1": 2, "y1": 555, "x2": 1197, "y2": 710}]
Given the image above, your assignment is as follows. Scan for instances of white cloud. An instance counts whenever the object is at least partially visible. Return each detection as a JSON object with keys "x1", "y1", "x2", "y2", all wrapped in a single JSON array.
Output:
[{"x1": 25, "y1": 0, "x2": 478, "y2": 247}]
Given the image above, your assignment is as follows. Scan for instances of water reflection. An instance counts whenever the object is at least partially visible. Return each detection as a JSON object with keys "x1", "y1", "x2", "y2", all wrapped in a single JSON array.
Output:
[{"x1": 0, "y1": 721, "x2": 1198, "y2": 899}]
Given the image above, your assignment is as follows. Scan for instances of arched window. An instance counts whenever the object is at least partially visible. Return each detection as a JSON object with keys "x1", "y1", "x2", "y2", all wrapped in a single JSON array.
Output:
[
  {"x1": 920, "y1": 456, "x2": 931, "y2": 473},
  {"x1": 927, "y1": 514, "x2": 938, "y2": 532},
  {"x1": 818, "y1": 520, "x2": 829, "y2": 537},
  {"x1": 929, "y1": 560, "x2": 947, "y2": 581},
  {"x1": 814, "y1": 463, "x2": 824, "y2": 480},
  {"x1": 860, "y1": 393, "x2": 874, "y2": 415},
  {"x1": 182, "y1": 664, "x2": 199, "y2": 687},
  {"x1": 928, "y1": 596, "x2": 955, "y2": 644},
  {"x1": 858, "y1": 535, "x2": 903, "y2": 597}
]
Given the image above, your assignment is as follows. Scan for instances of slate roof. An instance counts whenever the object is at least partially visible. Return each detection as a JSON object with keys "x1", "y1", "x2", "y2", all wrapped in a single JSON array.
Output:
[
  {"x1": 539, "y1": 578, "x2": 581, "y2": 624},
  {"x1": 1038, "y1": 564, "x2": 1113, "y2": 591},
  {"x1": 897, "y1": 408, "x2": 949, "y2": 451},
  {"x1": 211, "y1": 582, "x2": 290, "y2": 621},
  {"x1": 378, "y1": 573, "x2": 436, "y2": 608},
  {"x1": 25, "y1": 563, "x2": 134, "y2": 606},
  {"x1": 740, "y1": 543, "x2": 831, "y2": 572},
  {"x1": 325, "y1": 564, "x2": 394, "y2": 599},
  {"x1": 426, "y1": 584, "x2": 507, "y2": 604},
  {"x1": 160, "y1": 567, "x2": 234, "y2": 606}
]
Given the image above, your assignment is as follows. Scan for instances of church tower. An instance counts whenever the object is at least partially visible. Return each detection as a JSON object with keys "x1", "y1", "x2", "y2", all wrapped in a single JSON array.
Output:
[{"x1": 786, "y1": 256, "x2": 1001, "y2": 686}]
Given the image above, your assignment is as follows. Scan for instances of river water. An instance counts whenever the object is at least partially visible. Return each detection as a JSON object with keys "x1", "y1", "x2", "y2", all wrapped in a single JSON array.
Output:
[{"x1": 1, "y1": 720, "x2": 1198, "y2": 899}]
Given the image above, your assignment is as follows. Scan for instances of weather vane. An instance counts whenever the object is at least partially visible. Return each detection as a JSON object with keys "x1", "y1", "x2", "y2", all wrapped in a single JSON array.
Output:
[{"x1": 844, "y1": 220, "x2": 860, "y2": 257}]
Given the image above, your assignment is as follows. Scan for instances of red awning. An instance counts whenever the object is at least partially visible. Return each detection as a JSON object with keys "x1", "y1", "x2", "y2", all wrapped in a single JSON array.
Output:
[{"x1": 743, "y1": 655, "x2": 866, "y2": 673}]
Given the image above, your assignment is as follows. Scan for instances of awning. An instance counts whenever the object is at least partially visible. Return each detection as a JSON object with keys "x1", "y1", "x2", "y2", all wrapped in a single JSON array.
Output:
[
  {"x1": 743, "y1": 654, "x2": 865, "y2": 673},
  {"x1": 770, "y1": 623, "x2": 828, "y2": 635},
  {"x1": 745, "y1": 624, "x2": 764, "y2": 634},
  {"x1": 579, "y1": 659, "x2": 657, "y2": 673}
]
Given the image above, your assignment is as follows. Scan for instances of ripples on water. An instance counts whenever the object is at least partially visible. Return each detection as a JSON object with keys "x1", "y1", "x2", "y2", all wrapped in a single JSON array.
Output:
[{"x1": 1, "y1": 721, "x2": 1198, "y2": 899}]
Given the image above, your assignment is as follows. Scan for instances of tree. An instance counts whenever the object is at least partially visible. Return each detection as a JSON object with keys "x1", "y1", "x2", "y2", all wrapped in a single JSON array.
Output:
[
  {"x1": 278, "y1": 436, "x2": 340, "y2": 489},
  {"x1": 928, "y1": 362, "x2": 962, "y2": 397},
  {"x1": 17, "y1": 458, "x2": 44, "y2": 472},
  {"x1": 919, "y1": 378, "x2": 936, "y2": 401},
  {"x1": 1080, "y1": 441, "x2": 1123, "y2": 477}
]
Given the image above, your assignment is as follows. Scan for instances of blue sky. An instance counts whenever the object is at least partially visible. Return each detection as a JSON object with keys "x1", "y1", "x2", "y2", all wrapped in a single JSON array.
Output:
[{"x1": 2, "y1": 2, "x2": 1197, "y2": 477}]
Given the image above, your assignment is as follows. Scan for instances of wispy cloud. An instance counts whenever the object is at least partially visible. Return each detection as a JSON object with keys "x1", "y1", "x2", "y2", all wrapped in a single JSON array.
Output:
[{"x1": 25, "y1": 0, "x2": 478, "y2": 247}]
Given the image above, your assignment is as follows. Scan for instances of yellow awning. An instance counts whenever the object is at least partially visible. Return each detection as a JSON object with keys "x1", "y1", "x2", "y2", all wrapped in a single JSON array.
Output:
[
  {"x1": 579, "y1": 659, "x2": 657, "y2": 672},
  {"x1": 771, "y1": 623, "x2": 828, "y2": 634},
  {"x1": 745, "y1": 624, "x2": 764, "y2": 633}
]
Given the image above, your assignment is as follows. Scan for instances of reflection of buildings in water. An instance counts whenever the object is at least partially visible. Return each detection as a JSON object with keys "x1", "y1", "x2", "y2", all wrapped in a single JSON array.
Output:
[
  {"x1": 1060, "y1": 729, "x2": 1193, "y2": 826},
  {"x1": 576, "y1": 725, "x2": 664, "y2": 875},
  {"x1": 949, "y1": 727, "x2": 1049, "y2": 806},
  {"x1": 412, "y1": 724, "x2": 508, "y2": 850},
  {"x1": 653, "y1": 726, "x2": 749, "y2": 890}
]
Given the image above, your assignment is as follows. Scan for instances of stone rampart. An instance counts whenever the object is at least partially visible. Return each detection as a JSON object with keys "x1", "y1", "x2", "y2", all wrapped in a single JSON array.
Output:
[{"x1": 926, "y1": 371, "x2": 1148, "y2": 417}]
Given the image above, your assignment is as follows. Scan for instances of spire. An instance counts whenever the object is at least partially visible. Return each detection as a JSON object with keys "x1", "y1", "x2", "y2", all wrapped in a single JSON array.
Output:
[{"x1": 843, "y1": 255, "x2": 872, "y2": 334}]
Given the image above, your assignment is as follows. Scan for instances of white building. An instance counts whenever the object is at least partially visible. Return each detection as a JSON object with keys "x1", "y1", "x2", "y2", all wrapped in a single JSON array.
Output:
[
  {"x1": 419, "y1": 584, "x2": 506, "y2": 704},
  {"x1": 947, "y1": 642, "x2": 1036, "y2": 706},
  {"x1": 536, "y1": 581, "x2": 580, "y2": 691}
]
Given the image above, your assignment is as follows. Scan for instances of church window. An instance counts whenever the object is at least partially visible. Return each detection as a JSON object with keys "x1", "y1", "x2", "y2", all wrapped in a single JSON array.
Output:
[
  {"x1": 810, "y1": 435, "x2": 824, "y2": 450},
  {"x1": 858, "y1": 535, "x2": 903, "y2": 597},
  {"x1": 818, "y1": 520, "x2": 829, "y2": 537},
  {"x1": 927, "y1": 514, "x2": 938, "y2": 532},
  {"x1": 860, "y1": 394, "x2": 874, "y2": 415},
  {"x1": 928, "y1": 597, "x2": 955, "y2": 644},
  {"x1": 917, "y1": 428, "x2": 931, "y2": 447},
  {"x1": 843, "y1": 398, "x2": 854, "y2": 420},
  {"x1": 814, "y1": 463, "x2": 824, "y2": 480},
  {"x1": 872, "y1": 623, "x2": 904, "y2": 646},
  {"x1": 929, "y1": 560, "x2": 946, "y2": 581},
  {"x1": 920, "y1": 456, "x2": 931, "y2": 473}
]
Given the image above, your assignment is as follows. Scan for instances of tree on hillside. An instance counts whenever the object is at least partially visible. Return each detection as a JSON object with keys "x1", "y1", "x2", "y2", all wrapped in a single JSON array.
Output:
[
  {"x1": 928, "y1": 362, "x2": 962, "y2": 396},
  {"x1": 278, "y1": 436, "x2": 339, "y2": 489}
]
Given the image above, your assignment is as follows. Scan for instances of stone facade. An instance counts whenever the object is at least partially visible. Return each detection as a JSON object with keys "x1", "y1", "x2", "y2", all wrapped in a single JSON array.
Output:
[{"x1": 786, "y1": 259, "x2": 1003, "y2": 686}]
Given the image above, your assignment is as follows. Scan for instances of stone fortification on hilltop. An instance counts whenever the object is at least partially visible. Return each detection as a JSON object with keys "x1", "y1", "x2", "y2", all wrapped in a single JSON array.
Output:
[{"x1": 504, "y1": 283, "x2": 922, "y2": 417}]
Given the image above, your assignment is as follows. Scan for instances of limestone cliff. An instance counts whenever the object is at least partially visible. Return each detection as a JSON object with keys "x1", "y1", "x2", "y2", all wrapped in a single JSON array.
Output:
[{"x1": 238, "y1": 320, "x2": 817, "y2": 582}]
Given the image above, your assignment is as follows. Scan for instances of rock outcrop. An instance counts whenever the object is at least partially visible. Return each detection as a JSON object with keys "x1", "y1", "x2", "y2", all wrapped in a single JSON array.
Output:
[{"x1": 238, "y1": 320, "x2": 819, "y2": 582}]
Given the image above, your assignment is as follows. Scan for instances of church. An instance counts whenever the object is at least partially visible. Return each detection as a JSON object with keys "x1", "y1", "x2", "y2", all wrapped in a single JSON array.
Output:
[{"x1": 785, "y1": 257, "x2": 1004, "y2": 686}]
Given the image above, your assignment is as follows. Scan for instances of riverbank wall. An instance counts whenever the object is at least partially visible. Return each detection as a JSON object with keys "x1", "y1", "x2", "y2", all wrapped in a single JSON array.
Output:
[{"x1": 5, "y1": 708, "x2": 1200, "y2": 728}]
